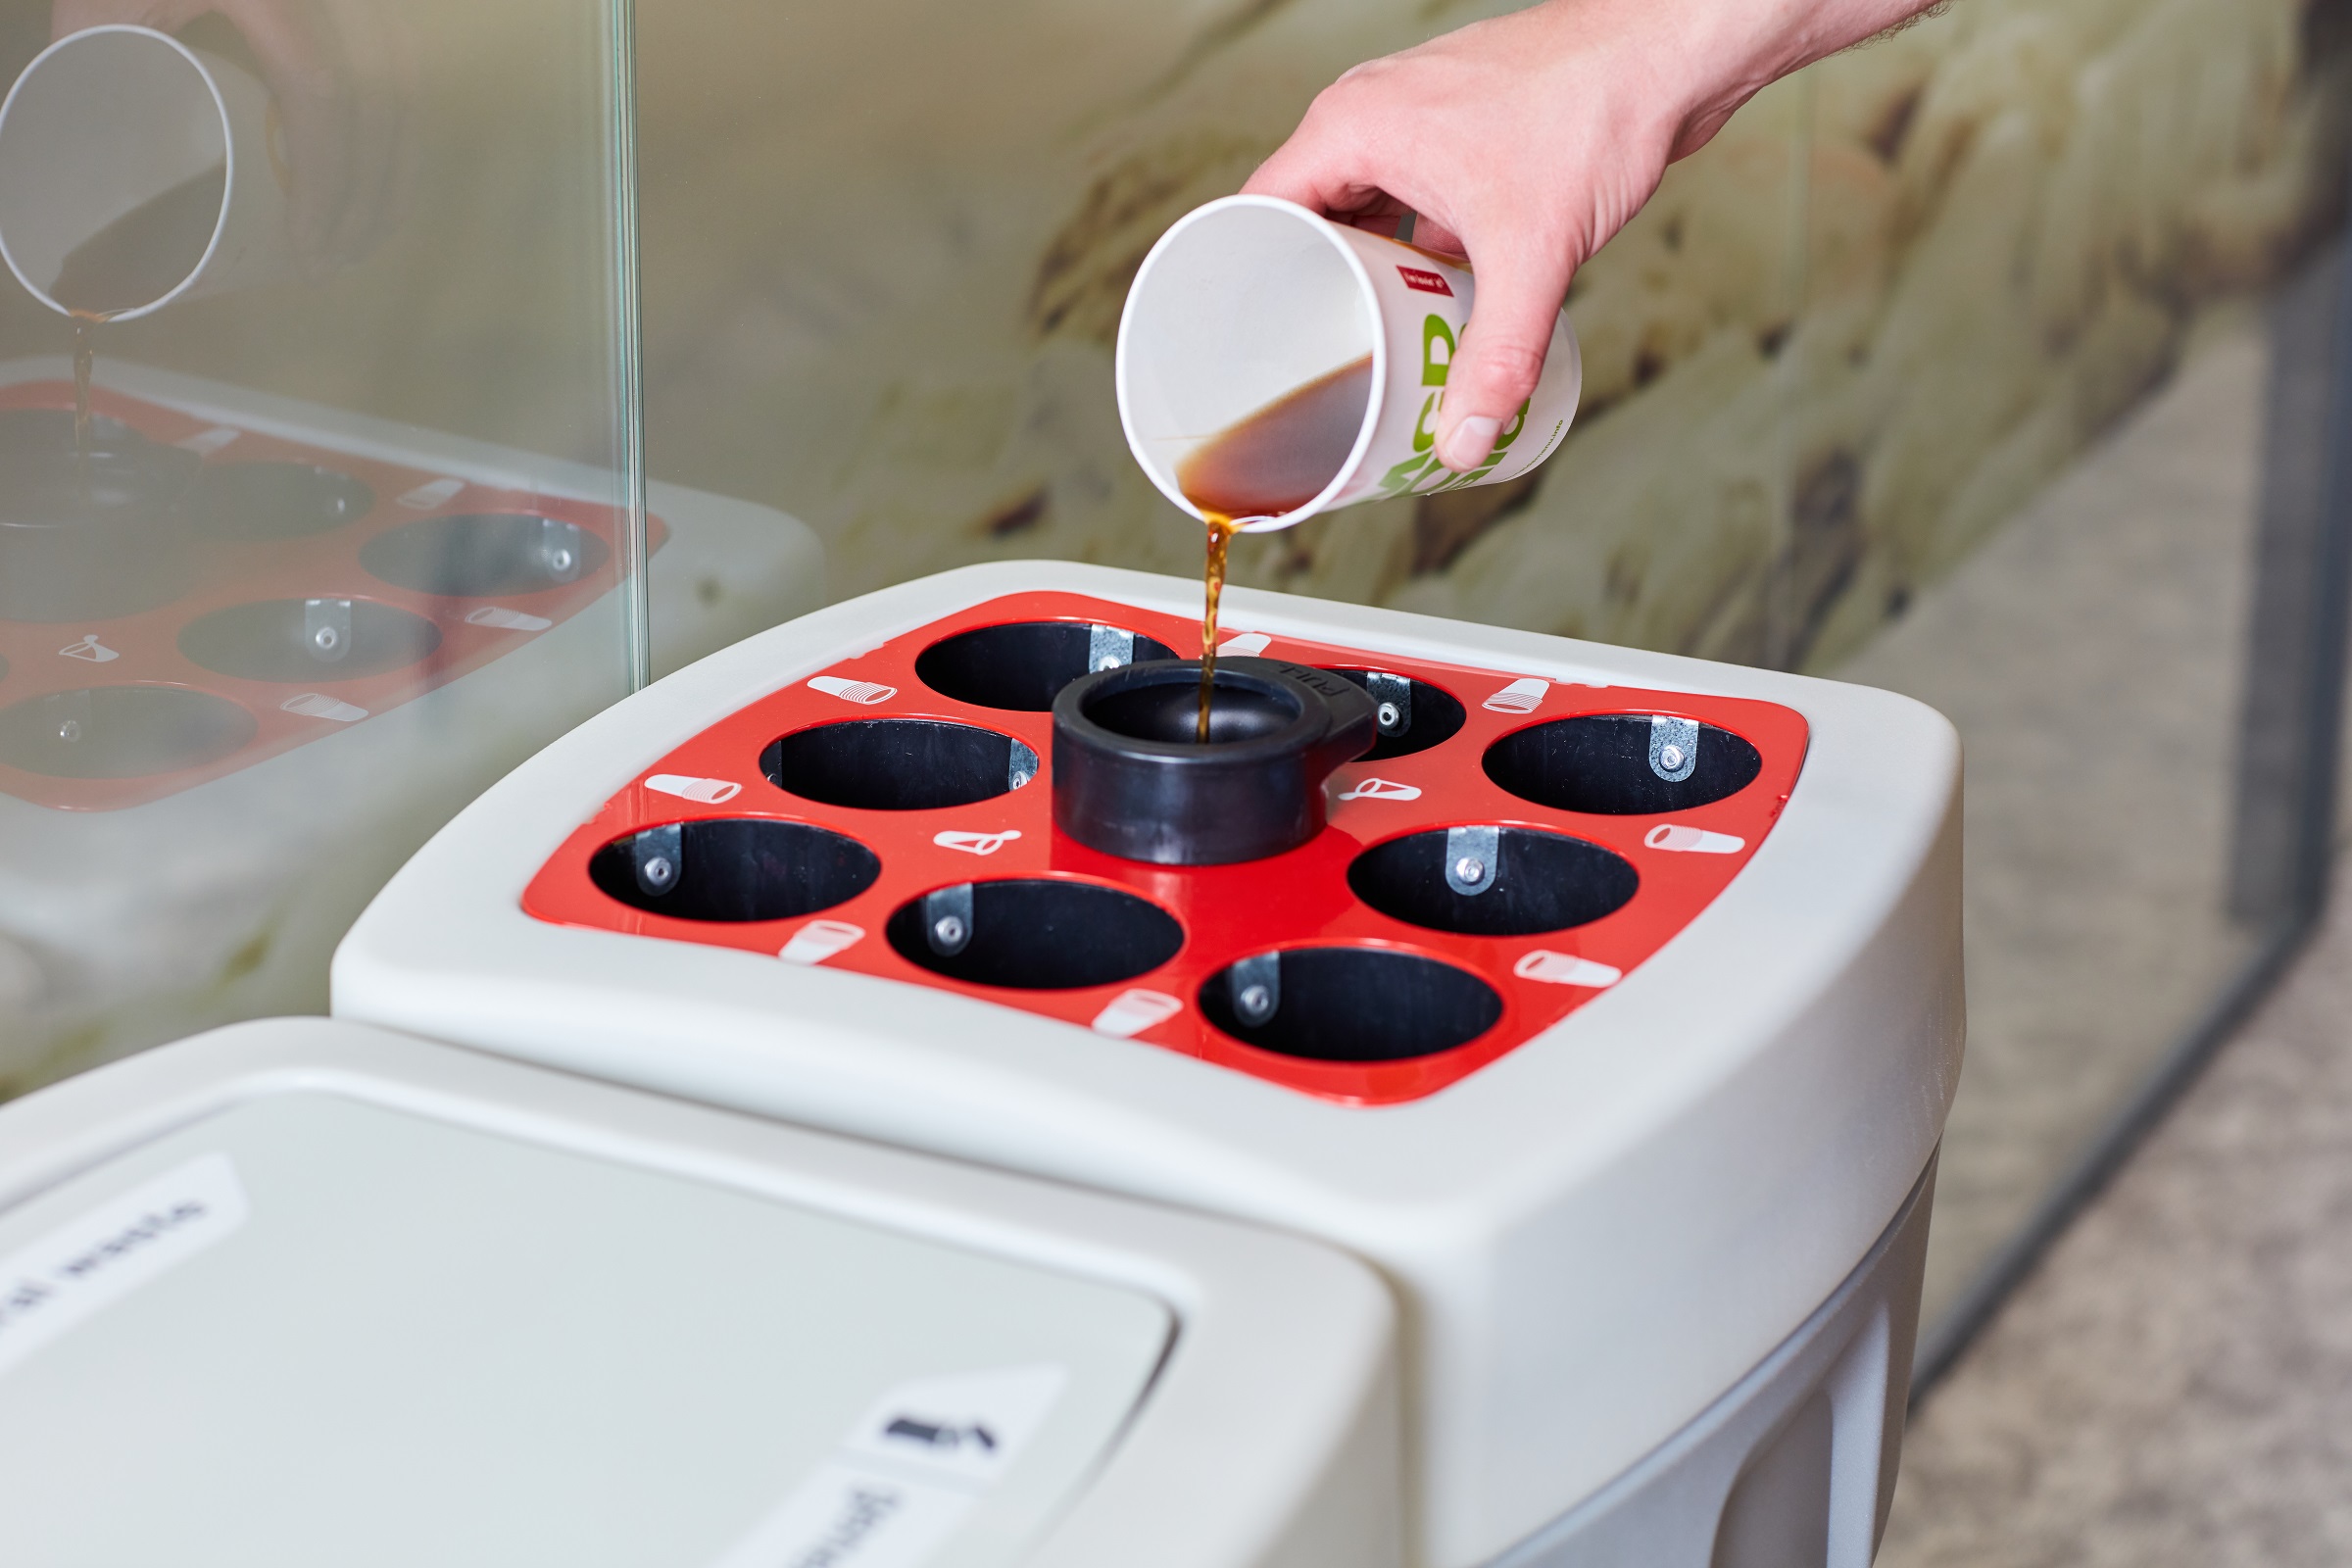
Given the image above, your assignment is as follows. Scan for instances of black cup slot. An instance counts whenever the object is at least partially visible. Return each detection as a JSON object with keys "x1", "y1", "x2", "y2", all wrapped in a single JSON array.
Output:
[
  {"x1": 178, "y1": 599, "x2": 443, "y2": 682},
  {"x1": 763, "y1": 718, "x2": 1040, "y2": 811},
  {"x1": 1200, "y1": 946, "x2": 1502, "y2": 1062},
  {"x1": 0, "y1": 409, "x2": 145, "y2": 452},
  {"x1": 1084, "y1": 674, "x2": 1301, "y2": 746},
  {"x1": 360, "y1": 514, "x2": 608, "y2": 597},
  {"x1": 0, "y1": 686, "x2": 253, "y2": 778},
  {"x1": 1484, "y1": 713, "x2": 1763, "y2": 814},
  {"x1": 885, "y1": 878, "x2": 1182, "y2": 990},
  {"x1": 0, "y1": 443, "x2": 199, "y2": 621},
  {"x1": 186, "y1": 463, "x2": 374, "y2": 541},
  {"x1": 588, "y1": 818, "x2": 879, "y2": 921},
  {"x1": 916, "y1": 621, "x2": 1180, "y2": 710},
  {"x1": 1325, "y1": 669, "x2": 1467, "y2": 760},
  {"x1": 1348, "y1": 826, "x2": 1638, "y2": 936}
]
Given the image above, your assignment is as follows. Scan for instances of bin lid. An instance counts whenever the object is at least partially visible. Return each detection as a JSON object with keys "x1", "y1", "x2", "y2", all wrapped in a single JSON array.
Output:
[{"x1": 0, "y1": 1069, "x2": 1173, "y2": 1567}]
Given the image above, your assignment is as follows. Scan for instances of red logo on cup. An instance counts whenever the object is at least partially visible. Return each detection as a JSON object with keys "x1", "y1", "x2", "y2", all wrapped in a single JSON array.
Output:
[{"x1": 1396, "y1": 266, "x2": 1454, "y2": 296}]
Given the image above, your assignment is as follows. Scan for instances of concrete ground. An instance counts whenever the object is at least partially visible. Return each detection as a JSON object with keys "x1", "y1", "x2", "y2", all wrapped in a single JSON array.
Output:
[{"x1": 1879, "y1": 850, "x2": 2352, "y2": 1566}]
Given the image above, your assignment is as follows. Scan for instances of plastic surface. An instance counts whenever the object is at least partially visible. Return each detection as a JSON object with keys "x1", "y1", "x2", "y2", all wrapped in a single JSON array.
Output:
[
  {"x1": 511, "y1": 585, "x2": 1809, "y2": 1105},
  {"x1": 335, "y1": 561, "x2": 1964, "y2": 1566},
  {"x1": 0, "y1": 1018, "x2": 1402, "y2": 1568},
  {"x1": 1052, "y1": 657, "x2": 1376, "y2": 864}
]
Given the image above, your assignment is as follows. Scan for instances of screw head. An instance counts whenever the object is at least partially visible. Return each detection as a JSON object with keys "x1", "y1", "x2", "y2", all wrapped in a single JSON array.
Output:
[
  {"x1": 312, "y1": 625, "x2": 341, "y2": 653},
  {"x1": 56, "y1": 718, "x2": 81, "y2": 743},
  {"x1": 641, "y1": 856, "x2": 675, "y2": 888},
  {"x1": 1659, "y1": 744, "x2": 1686, "y2": 771},
  {"x1": 1376, "y1": 701, "x2": 1402, "y2": 730},
  {"x1": 932, "y1": 914, "x2": 968, "y2": 948},
  {"x1": 1096, "y1": 655, "x2": 1119, "y2": 671},
  {"x1": 547, "y1": 547, "x2": 576, "y2": 574},
  {"x1": 1237, "y1": 982, "x2": 1273, "y2": 1022},
  {"x1": 1453, "y1": 856, "x2": 1487, "y2": 885}
]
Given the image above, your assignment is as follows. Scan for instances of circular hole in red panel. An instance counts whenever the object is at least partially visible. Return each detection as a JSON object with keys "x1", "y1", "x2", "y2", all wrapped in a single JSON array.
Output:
[
  {"x1": 588, "y1": 818, "x2": 879, "y2": 922},
  {"x1": 885, "y1": 878, "x2": 1182, "y2": 990},
  {"x1": 0, "y1": 446, "x2": 196, "y2": 622},
  {"x1": 0, "y1": 685, "x2": 253, "y2": 778},
  {"x1": 361, "y1": 514, "x2": 608, "y2": 597},
  {"x1": 185, "y1": 463, "x2": 374, "y2": 541},
  {"x1": 1322, "y1": 669, "x2": 1466, "y2": 760},
  {"x1": 1348, "y1": 825, "x2": 1637, "y2": 936},
  {"x1": 762, "y1": 718, "x2": 1039, "y2": 811},
  {"x1": 914, "y1": 619, "x2": 1181, "y2": 711},
  {"x1": 178, "y1": 598, "x2": 442, "y2": 682},
  {"x1": 1484, "y1": 713, "x2": 1762, "y2": 815},
  {"x1": 1200, "y1": 946, "x2": 1500, "y2": 1062}
]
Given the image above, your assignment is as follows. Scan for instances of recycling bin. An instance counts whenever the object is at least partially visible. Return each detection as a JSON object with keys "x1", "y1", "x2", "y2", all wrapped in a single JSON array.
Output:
[{"x1": 335, "y1": 560, "x2": 1964, "y2": 1568}]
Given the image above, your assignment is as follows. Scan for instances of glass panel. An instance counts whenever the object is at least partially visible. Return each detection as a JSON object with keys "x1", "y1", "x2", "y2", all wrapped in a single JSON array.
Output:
[
  {"x1": 636, "y1": 0, "x2": 2349, "y2": 1349},
  {"x1": 0, "y1": 0, "x2": 643, "y2": 1091}
]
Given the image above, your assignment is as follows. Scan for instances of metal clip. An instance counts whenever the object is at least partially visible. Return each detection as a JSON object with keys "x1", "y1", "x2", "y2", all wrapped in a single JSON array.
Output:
[
  {"x1": 1231, "y1": 952, "x2": 1281, "y2": 1026},
  {"x1": 924, "y1": 883, "x2": 974, "y2": 956},
  {"x1": 1649, "y1": 716, "x2": 1698, "y2": 782},
  {"x1": 633, "y1": 823, "x2": 682, "y2": 897},
  {"x1": 47, "y1": 688, "x2": 92, "y2": 746},
  {"x1": 540, "y1": 517, "x2": 585, "y2": 583},
  {"x1": 1007, "y1": 739, "x2": 1039, "y2": 792},
  {"x1": 304, "y1": 598, "x2": 353, "y2": 663},
  {"x1": 1088, "y1": 624, "x2": 1135, "y2": 673},
  {"x1": 1445, "y1": 824, "x2": 1500, "y2": 896},
  {"x1": 1366, "y1": 671, "x2": 1412, "y2": 737}
]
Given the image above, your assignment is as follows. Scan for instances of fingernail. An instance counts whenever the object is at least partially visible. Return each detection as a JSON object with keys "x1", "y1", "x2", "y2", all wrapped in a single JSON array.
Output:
[{"x1": 1440, "y1": 415, "x2": 1501, "y2": 472}]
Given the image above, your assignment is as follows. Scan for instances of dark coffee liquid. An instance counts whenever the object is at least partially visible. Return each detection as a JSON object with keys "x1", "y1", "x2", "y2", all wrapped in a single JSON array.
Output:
[
  {"x1": 1178, "y1": 353, "x2": 1374, "y2": 742},
  {"x1": 50, "y1": 163, "x2": 227, "y2": 317},
  {"x1": 71, "y1": 314, "x2": 100, "y2": 476}
]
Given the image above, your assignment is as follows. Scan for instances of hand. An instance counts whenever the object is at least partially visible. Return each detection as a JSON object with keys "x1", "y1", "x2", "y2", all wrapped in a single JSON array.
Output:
[
  {"x1": 52, "y1": 0, "x2": 414, "y2": 270},
  {"x1": 1246, "y1": 0, "x2": 1945, "y2": 471}
]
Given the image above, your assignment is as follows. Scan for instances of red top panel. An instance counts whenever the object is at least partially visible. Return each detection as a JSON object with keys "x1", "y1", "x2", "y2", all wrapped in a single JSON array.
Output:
[{"x1": 523, "y1": 591, "x2": 1809, "y2": 1105}]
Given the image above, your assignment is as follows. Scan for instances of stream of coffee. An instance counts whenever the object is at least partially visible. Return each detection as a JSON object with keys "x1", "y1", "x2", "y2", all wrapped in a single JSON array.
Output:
[{"x1": 1177, "y1": 353, "x2": 1374, "y2": 742}]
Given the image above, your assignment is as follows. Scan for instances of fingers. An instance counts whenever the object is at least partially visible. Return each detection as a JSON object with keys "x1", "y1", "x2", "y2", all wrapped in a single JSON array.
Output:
[{"x1": 1436, "y1": 238, "x2": 1575, "y2": 471}]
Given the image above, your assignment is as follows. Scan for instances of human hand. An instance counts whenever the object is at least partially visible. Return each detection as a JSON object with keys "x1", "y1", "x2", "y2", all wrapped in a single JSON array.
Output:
[
  {"x1": 1246, "y1": 0, "x2": 1944, "y2": 471},
  {"x1": 51, "y1": 0, "x2": 414, "y2": 270}
]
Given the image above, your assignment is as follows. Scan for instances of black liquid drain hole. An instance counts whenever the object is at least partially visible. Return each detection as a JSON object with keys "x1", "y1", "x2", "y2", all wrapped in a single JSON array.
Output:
[
  {"x1": 1325, "y1": 669, "x2": 1467, "y2": 760},
  {"x1": 360, "y1": 514, "x2": 609, "y2": 597},
  {"x1": 0, "y1": 445, "x2": 197, "y2": 623},
  {"x1": 589, "y1": 818, "x2": 879, "y2": 922},
  {"x1": 1200, "y1": 946, "x2": 1502, "y2": 1062},
  {"x1": 186, "y1": 463, "x2": 374, "y2": 541},
  {"x1": 178, "y1": 598, "x2": 442, "y2": 682},
  {"x1": 1484, "y1": 713, "x2": 1762, "y2": 815},
  {"x1": 886, "y1": 878, "x2": 1183, "y2": 991},
  {"x1": 1348, "y1": 826, "x2": 1638, "y2": 936},
  {"x1": 0, "y1": 686, "x2": 254, "y2": 778},
  {"x1": 763, "y1": 718, "x2": 1041, "y2": 811},
  {"x1": 915, "y1": 620, "x2": 1180, "y2": 711}
]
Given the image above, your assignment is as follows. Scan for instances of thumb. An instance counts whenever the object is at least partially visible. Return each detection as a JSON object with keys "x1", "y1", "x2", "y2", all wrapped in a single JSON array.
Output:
[{"x1": 1436, "y1": 246, "x2": 1573, "y2": 472}]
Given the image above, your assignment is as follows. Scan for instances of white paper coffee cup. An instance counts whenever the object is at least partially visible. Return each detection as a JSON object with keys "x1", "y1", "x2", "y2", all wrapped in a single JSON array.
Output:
[
  {"x1": 0, "y1": 25, "x2": 293, "y2": 320},
  {"x1": 1116, "y1": 194, "x2": 1582, "y2": 533}
]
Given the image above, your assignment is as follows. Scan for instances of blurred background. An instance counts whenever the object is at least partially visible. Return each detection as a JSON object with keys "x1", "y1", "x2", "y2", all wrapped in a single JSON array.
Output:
[{"x1": 1, "y1": 0, "x2": 2348, "y2": 1548}]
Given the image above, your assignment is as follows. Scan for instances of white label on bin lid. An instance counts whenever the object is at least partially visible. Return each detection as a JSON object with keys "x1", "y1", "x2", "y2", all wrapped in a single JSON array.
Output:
[
  {"x1": 1483, "y1": 677, "x2": 1549, "y2": 714},
  {"x1": 0, "y1": 1153, "x2": 248, "y2": 1380},
  {"x1": 779, "y1": 919, "x2": 864, "y2": 965},
  {"x1": 1644, "y1": 824, "x2": 1745, "y2": 856},
  {"x1": 647, "y1": 773, "x2": 743, "y2": 805},
  {"x1": 705, "y1": 1462, "x2": 973, "y2": 1568},
  {"x1": 398, "y1": 477, "x2": 466, "y2": 510},
  {"x1": 1514, "y1": 950, "x2": 1622, "y2": 988},
  {"x1": 808, "y1": 675, "x2": 897, "y2": 706},
  {"x1": 1092, "y1": 989, "x2": 1183, "y2": 1038},
  {"x1": 281, "y1": 692, "x2": 368, "y2": 722},
  {"x1": 704, "y1": 1365, "x2": 1066, "y2": 1568}
]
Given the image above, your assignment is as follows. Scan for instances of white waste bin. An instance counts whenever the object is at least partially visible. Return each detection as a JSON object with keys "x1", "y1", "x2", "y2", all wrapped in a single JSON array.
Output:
[
  {"x1": 0, "y1": 1016, "x2": 1399, "y2": 1567},
  {"x1": 335, "y1": 560, "x2": 1965, "y2": 1567}
]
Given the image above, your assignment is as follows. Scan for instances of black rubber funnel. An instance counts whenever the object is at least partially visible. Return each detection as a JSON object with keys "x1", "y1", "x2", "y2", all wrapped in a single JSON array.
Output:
[{"x1": 1052, "y1": 658, "x2": 1376, "y2": 864}]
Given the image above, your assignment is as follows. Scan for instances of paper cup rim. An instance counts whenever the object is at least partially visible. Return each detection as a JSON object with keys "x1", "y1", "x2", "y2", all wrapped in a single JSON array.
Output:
[
  {"x1": 0, "y1": 24, "x2": 238, "y2": 323},
  {"x1": 1115, "y1": 193, "x2": 1390, "y2": 534}
]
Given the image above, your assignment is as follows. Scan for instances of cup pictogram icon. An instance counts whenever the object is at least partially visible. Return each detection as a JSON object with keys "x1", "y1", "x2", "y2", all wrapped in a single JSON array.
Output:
[
  {"x1": 646, "y1": 773, "x2": 742, "y2": 805},
  {"x1": 1338, "y1": 777, "x2": 1422, "y2": 803},
  {"x1": 1092, "y1": 990, "x2": 1184, "y2": 1038},
  {"x1": 1645, "y1": 824, "x2": 1745, "y2": 856},
  {"x1": 779, "y1": 919, "x2": 865, "y2": 965},
  {"x1": 58, "y1": 634, "x2": 118, "y2": 662},
  {"x1": 934, "y1": 829, "x2": 1021, "y2": 857},
  {"x1": 1483, "y1": 677, "x2": 1548, "y2": 714},
  {"x1": 808, "y1": 675, "x2": 897, "y2": 706},
  {"x1": 1514, "y1": 950, "x2": 1622, "y2": 988}
]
